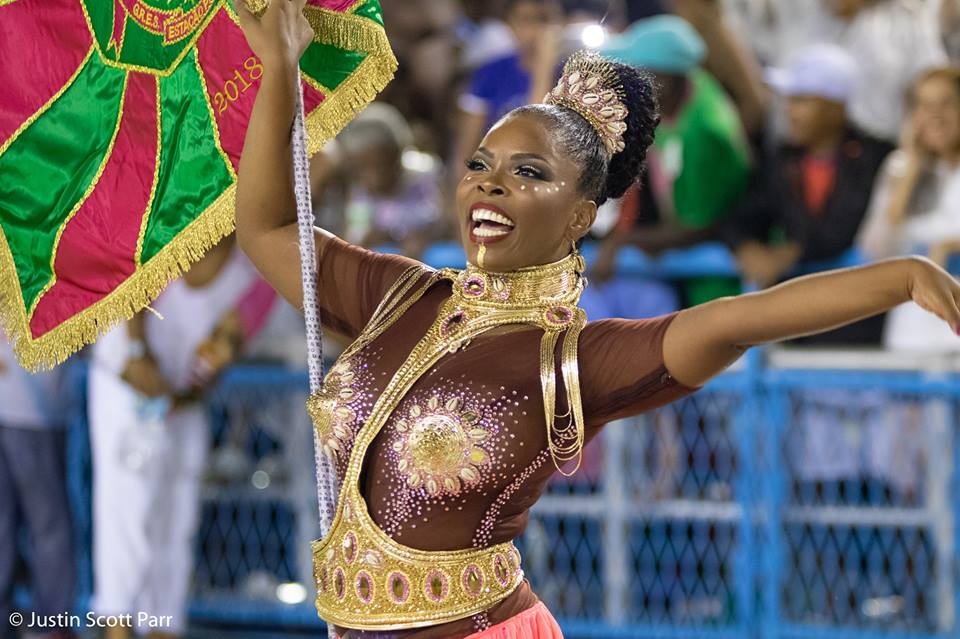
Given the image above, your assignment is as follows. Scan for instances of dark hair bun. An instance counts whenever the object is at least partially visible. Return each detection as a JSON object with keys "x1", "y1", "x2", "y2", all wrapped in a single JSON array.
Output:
[{"x1": 604, "y1": 62, "x2": 659, "y2": 200}]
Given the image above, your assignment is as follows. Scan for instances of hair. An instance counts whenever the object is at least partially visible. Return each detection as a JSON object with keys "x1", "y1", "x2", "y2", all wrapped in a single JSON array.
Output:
[
  {"x1": 909, "y1": 66, "x2": 960, "y2": 106},
  {"x1": 504, "y1": 0, "x2": 559, "y2": 16},
  {"x1": 506, "y1": 59, "x2": 659, "y2": 206}
]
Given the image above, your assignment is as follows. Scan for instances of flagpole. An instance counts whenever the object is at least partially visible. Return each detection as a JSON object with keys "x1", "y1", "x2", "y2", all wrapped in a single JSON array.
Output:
[{"x1": 290, "y1": 80, "x2": 339, "y2": 638}]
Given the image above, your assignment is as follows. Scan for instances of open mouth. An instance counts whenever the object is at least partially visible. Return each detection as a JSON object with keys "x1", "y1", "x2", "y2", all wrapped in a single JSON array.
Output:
[{"x1": 469, "y1": 204, "x2": 515, "y2": 244}]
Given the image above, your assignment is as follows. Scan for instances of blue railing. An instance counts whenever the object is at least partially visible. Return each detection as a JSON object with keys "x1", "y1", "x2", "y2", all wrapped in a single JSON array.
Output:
[{"x1": 55, "y1": 243, "x2": 960, "y2": 638}]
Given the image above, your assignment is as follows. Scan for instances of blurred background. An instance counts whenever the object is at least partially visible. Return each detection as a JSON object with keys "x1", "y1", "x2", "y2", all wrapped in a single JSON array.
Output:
[{"x1": 4, "y1": 0, "x2": 960, "y2": 638}]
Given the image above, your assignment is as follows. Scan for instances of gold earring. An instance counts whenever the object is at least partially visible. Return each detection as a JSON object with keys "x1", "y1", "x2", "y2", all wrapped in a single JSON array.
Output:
[
  {"x1": 477, "y1": 244, "x2": 487, "y2": 269},
  {"x1": 569, "y1": 238, "x2": 586, "y2": 276}
]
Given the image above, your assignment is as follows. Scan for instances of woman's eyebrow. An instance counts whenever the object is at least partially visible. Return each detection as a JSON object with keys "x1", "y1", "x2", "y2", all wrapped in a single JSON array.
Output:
[
  {"x1": 510, "y1": 153, "x2": 548, "y2": 163},
  {"x1": 476, "y1": 147, "x2": 493, "y2": 158}
]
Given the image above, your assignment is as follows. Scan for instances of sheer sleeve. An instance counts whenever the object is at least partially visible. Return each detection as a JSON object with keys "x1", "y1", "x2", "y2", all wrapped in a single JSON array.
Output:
[
  {"x1": 315, "y1": 234, "x2": 428, "y2": 340},
  {"x1": 578, "y1": 313, "x2": 699, "y2": 428}
]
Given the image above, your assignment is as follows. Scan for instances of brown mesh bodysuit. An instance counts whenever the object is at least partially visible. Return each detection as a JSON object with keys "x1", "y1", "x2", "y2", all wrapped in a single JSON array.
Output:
[{"x1": 315, "y1": 237, "x2": 697, "y2": 638}]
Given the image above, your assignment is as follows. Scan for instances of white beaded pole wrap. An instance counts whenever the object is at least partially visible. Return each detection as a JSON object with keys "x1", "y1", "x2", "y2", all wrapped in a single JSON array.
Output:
[{"x1": 291, "y1": 81, "x2": 339, "y2": 635}]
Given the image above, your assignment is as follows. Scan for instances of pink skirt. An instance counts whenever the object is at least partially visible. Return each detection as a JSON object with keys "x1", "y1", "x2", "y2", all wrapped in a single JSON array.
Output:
[{"x1": 465, "y1": 603, "x2": 564, "y2": 638}]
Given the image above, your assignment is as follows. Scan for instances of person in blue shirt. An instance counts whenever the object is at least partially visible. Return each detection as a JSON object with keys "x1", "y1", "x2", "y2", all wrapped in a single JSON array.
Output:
[{"x1": 454, "y1": 0, "x2": 562, "y2": 178}]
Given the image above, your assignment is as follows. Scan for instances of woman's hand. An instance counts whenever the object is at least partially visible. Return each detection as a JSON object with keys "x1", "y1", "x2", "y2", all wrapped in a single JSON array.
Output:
[
  {"x1": 906, "y1": 256, "x2": 960, "y2": 334},
  {"x1": 237, "y1": 0, "x2": 313, "y2": 74}
]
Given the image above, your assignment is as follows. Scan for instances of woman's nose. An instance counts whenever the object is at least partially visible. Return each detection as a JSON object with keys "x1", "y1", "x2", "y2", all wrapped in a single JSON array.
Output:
[{"x1": 477, "y1": 179, "x2": 506, "y2": 196}]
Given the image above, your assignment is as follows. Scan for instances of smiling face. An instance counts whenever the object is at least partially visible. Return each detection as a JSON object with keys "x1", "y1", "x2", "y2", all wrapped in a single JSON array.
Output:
[
  {"x1": 455, "y1": 112, "x2": 597, "y2": 272},
  {"x1": 912, "y1": 74, "x2": 960, "y2": 160}
]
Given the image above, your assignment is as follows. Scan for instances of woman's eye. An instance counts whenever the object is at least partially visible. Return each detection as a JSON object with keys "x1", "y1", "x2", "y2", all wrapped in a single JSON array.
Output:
[
  {"x1": 516, "y1": 165, "x2": 544, "y2": 179},
  {"x1": 465, "y1": 159, "x2": 487, "y2": 171}
]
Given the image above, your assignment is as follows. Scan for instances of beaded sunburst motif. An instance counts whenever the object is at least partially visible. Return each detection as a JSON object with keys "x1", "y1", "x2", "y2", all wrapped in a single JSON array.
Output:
[
  {"x1": 544, "y1": 51, "x2": 629, "y2": 154},
  {"x1": 392, "y1": 394, "x2": 490, "y2": 496},
  {"x1": 307, "y1": 359, "x2": 363, "y2": 468}
]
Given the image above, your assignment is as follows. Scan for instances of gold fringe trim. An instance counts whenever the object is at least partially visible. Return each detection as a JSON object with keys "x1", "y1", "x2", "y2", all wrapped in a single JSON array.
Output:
[
  {"x1": 0, "y1": 185, "x2": 235, "y2": 371},
  {"x1": 0, "y1": 12, "x2": 396, "y2": 371},
  {"x1": 304, "y1": 5, "x2": 393, "y2": 57},
  {"x1": 303, "y1": 52, "x2": 397, "y2": 155},
  {"x1": 301, "y1": 3, "x2": 397, "y2": 155}
]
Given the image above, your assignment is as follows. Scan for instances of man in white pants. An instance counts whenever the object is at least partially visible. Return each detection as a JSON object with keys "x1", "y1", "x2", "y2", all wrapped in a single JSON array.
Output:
[{"x1": 88, "y1": 238, "x2": 263, "y2": 639}]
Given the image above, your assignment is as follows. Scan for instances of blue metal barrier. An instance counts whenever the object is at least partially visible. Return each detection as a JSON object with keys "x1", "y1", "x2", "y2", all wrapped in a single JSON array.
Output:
[{"x1": 62, "y1": 361, "x2": 960, "y2": 639}]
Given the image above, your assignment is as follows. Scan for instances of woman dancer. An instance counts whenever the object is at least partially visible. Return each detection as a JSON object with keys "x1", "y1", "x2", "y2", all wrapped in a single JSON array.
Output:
[{"x1": 235, "y1": 3, "x2": 960, "y2": 637}]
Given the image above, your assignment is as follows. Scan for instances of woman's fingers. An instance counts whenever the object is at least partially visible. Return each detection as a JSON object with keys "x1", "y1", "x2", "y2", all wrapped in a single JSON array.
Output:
[
  {"x1": 927, "y1": 291, "x2": 960, "y2": 332},
  {"x1": 264, "y1": 0, "x2": 284, "y2": 17},
  {"x1": 236, "y1": 0, "x2": 252, "y2": 22},
  {"x1": 951, "y1": 288, "x2": 960, "y2": 334}
]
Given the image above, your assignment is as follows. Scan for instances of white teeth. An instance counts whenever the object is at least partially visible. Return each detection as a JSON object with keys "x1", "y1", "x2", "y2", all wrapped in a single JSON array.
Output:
[
  {"x1": 471, "y1": 208, "x2": 515, "y2": 227},
  {"x1": 473, "y1": 226, "x2": 510, "y2": 238}
]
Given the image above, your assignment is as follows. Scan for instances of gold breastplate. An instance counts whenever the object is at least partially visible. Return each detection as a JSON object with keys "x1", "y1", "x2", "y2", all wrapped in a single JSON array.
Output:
[{"x1": 309, "y1": 254, "x2": 588, "y2": 631}]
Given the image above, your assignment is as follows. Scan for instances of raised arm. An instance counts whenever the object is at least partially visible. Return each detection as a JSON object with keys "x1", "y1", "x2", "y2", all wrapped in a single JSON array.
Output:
[
  {"x1": 663, "y1": 257, "x2": 960, "y2": 386},
  {"x1": 234, "y1": 0, "x2": 325, "y2": 310}
]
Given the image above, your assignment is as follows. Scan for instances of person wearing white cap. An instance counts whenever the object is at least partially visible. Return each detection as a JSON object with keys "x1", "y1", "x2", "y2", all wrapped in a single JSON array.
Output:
[
  {"x1": 721, "y1": 43, "x2": 892, "y2": 344},
  {"x1": 765, "y1": 44, "x2": 859, "y2": 106}
]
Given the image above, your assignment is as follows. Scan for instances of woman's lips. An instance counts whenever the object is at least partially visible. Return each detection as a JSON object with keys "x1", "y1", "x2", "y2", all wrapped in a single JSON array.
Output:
[
  {"x1": 468, "y1": 202, "x2": 515, "y2": 245},
  {"x1": 470, "y1": 220, "x2": 513, "y2": 244}
]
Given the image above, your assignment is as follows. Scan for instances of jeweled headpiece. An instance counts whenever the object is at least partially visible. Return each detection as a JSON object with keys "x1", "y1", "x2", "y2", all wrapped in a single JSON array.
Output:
[{"x1": 544, "y1": 50, "x2": 629, "y2": 155}]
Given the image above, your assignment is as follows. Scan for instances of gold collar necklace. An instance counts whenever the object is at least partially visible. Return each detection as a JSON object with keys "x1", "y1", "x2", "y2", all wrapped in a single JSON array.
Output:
[{"x1": 447, "y1": 250, "x2": 586, "y2": 314}]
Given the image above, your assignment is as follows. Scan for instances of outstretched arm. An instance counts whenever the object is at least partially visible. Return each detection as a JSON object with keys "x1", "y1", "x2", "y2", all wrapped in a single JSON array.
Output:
[
  {"x1": 663, "y1": 257, "x2": 960, "y2": 387},
  {"x1": 235, "y1": 0, "x2": 327, "y2": 310}
]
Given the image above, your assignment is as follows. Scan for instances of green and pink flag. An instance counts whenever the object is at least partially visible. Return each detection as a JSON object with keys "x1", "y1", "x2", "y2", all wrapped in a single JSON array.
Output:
[{"x1": 0, "y1": 0, "x2": 395, "y2": 370}]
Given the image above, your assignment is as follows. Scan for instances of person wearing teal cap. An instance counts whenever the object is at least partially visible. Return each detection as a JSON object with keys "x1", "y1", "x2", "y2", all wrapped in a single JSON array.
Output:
[
  {"x1": 594, "y1": 15, "x2": 751, "y2": 308},
  {"x1": 601, "y1": 14, "x2": 707, "y2": 74}
]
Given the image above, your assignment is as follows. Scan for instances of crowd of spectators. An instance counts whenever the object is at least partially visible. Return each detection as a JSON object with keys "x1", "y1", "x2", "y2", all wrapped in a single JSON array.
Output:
[{"x1": 339, "y1": 0, "x2": 960, "y2": 349}]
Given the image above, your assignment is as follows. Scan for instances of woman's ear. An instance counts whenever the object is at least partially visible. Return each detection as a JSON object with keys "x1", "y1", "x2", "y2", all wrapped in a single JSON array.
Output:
[{"x1": 568, "y1": 199, "x2": 598, "y2": 241}]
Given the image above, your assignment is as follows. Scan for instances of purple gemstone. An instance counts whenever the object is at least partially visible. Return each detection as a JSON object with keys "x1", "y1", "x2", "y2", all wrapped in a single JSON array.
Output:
[
  {"x1": 463, "y1": 276, "x2": 486, "y2": 296},
  {"x1": 356, "y1": 571, "x2": 374, "y2": 604},
  {"x1": 389, "y1": 571, "x2": 411, "y2": 604}
]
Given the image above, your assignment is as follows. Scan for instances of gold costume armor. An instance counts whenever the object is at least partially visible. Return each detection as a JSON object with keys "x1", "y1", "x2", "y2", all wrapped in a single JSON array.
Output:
[{"x1": 309, "y1": 253, "x2": 590, "y2": 630}]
